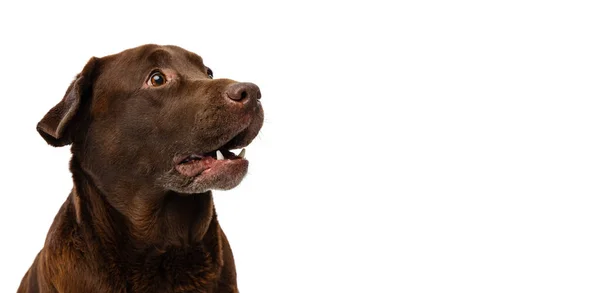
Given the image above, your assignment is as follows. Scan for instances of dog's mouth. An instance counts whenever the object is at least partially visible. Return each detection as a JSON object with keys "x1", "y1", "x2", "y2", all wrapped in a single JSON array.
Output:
[
  {"x1": 167, "y1": 105, "x2": 263, "y2": 193},
  {"x1": 175, "y1": 148, "x2": 247, "y2": 178}
]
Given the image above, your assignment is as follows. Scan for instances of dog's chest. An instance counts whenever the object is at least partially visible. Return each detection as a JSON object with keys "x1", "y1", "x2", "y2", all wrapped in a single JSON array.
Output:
[{"x1": 122, "y1": 245, "x2": 222, "y2": 293}]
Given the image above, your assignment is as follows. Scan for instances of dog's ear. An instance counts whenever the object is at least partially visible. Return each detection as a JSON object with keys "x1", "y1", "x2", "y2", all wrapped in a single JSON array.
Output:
[{"x1": 37, "y1": 57, "x2": 98, "y2": 147}]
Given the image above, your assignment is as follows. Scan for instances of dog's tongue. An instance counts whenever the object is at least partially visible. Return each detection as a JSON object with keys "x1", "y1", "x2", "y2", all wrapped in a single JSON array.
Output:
[{"x1": 175, "y1": 157, "x2": 216, "y2": 177}]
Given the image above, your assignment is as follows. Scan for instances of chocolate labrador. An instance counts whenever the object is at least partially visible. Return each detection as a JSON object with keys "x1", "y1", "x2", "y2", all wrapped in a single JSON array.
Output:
[{"x1": 18, "y1": 44, "x2": 263, "y2": 293}]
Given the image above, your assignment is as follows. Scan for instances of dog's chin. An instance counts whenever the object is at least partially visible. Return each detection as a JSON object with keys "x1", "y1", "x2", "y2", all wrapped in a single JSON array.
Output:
[{"x1": 160, "y1": 159, "x2": 249, "y2": 194}]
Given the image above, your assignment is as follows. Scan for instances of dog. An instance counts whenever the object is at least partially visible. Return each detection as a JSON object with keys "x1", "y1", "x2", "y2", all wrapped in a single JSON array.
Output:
[{"x1": 17, "y1": 44, "x2": 263, "y2": 293}]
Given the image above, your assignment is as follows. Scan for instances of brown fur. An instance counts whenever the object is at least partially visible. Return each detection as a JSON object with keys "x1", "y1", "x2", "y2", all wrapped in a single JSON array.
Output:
[{"x1": 18, "y1": 44, "x2": 264, "y2": 293}]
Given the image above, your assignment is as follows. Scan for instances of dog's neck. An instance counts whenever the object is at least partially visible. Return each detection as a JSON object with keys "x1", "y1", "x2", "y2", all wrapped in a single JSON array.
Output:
[{"x1": 69, "y1": 156, "x2": 216, "y2": 250}]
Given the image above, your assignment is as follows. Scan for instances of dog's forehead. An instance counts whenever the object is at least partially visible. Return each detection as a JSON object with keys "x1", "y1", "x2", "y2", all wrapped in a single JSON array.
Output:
[
  {"x1": 109, "y1": 44, "x2": 205, "y2": 68},
  {"x1": 165, "y1": 45, "x2": 205, "y2": 66},
  {"x1": 94, "y1": 45, "x2": 208, "y2": 90}
]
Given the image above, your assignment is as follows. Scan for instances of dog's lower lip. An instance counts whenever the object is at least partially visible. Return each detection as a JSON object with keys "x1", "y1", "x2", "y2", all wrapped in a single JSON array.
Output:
[{"x1": 175, "y1": 148, "x2": 247, "y2": 177}]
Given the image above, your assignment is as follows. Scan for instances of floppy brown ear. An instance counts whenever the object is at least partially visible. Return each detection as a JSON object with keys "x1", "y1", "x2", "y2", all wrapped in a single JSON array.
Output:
[{"x1": 37, "y1": 57, "x2": 98, "y2": 146}]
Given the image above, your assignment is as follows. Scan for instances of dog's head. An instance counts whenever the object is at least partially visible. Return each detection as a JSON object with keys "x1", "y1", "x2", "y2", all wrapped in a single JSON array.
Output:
[{"x1": 37, "y1": 44, "x2": 263, "y2": 197}]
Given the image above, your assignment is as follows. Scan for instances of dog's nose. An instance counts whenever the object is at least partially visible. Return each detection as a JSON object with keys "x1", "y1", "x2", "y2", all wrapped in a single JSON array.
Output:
[{"x1": 224, "y1": 82, "x2": 261, "y2": 102}]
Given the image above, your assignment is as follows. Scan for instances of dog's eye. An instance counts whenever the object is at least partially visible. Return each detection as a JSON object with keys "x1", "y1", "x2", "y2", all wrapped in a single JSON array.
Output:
[
  {"x1": 148, "y1": 71, "x2": 167, "y2": 87},
  {"x1": 207, "y1": 68, "x2": 213, "y2": 79}
]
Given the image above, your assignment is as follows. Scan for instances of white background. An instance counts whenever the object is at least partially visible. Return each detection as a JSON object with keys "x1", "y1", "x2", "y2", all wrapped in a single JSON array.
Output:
[{"x1": 1, "y1": 1, "x2": 599, "y2": 292}]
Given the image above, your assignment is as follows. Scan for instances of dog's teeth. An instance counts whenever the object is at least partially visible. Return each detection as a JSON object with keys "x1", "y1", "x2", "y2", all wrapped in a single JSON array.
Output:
[
  {"x1": 238, "y1": 148, "x2": 246, "y2": 158},
  {"x1": 216, "y1": 150, "x2": 225, "y2": 160}
]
